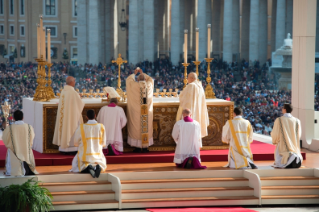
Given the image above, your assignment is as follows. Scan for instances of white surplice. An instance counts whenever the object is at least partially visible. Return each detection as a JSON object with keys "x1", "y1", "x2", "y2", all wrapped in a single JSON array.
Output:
[
  {"x1": 70, "y1": 120, "x2": 107, "y2": 172},
  {"x1": 53, "y1": 85, "x2": 85, "y2": 152},
  {"x1": 271, "y1": 113, "x2": 303, "y2": 168},
  {"x1": 222, "y1": 116, "x2": 256, "y2": 169},
  {"x1": 3, "y1": 121, "x2": 38, "y2": 176},
  {"x1": 172, "y1": 119, "x2": 202, "y2": 164},
  {"x1": 97, "y1": 105, "x2": 127, "y2": 152}
]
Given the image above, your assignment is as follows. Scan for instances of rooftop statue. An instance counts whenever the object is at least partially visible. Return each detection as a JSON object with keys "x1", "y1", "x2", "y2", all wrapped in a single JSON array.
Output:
[{"x1": 282, "y1": 33, "x2": 293, "y2": 49}]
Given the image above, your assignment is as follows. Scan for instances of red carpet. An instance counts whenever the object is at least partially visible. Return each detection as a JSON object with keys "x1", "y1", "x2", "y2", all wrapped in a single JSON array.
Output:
[
  {"x1": 0, "y1": 140, "x2": 306, "y2": 167},
  {"x1": 146, "y1": 207, "x2": 257, "y2": 212}
]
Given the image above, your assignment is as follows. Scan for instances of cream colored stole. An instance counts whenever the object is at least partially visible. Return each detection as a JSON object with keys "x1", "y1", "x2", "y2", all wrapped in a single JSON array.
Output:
[{"x1": 139, "y1": 81, "x2": 149, "y2": 145}]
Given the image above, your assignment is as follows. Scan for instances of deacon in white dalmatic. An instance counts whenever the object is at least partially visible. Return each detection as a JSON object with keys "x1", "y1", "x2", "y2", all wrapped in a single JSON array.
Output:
[
  {"x1": 222, "y1": 107, "x2": 258, "y2": 169},
  {"x1": 97, "y1": 87, "x2": 127, "y2": 155},
  {"x1": 53, "y1": 76, "x2": 85, "y2": 153},
  {"x1": 126, "y1": 68, "x2": 154, "y2": 153},
  {"x1": 70, "y1": 110, "x2": 107, "y2": 178},
  {"x1": 271, "y1": 103, "x2": 303, "y2": 168},
  {"x1": 176, "y1": 72, "x2": 209, "y2": 140},
  {"x1": 2, "y1": 110, "x2": 38, "y2": 176},
  {"x1": 172, "y1": 109, "x2": 206, "y2": 169}
]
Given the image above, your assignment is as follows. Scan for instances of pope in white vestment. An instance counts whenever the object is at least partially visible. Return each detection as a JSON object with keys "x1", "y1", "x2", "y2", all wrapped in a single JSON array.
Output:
[
  {"x1": 126, "y1": 68, "x2": 154, "y2": 151},
  {"x1": 271, "y1": 104, "x2": 303, "y2": 168},
  {"x1": 3, "y1": 110, "x2": 38, "y2": 176},
  {"x1": 70, "y1": 110, "x2": 107, "y2": 177},
  {"x1": 222, "y1": 108, "x2": 257, "y2": 169},
  {"x1": 176, "y1": 72, "x2": 209, "y2": 139},
  {"x1": 97, "y1": 97, "x2": 127, "y2": 153},
  {"x1": 53, "y1": 76, "x2": 85, "y2": 152},
  {"x1": 172, "y1": 109, "x2": 206, "y2": 169}
]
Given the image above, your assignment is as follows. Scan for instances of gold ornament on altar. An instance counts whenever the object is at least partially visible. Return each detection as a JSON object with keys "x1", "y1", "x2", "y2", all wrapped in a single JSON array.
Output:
[
  {"x1": 1, "y1": 101, "x2": 11, "y2": 123},
  {"x1": 112, "y1": 53, "x2": 127, "y2": 101},
  {"x1": 205, "y1": 24, "x2": 216, "y2": 99}
]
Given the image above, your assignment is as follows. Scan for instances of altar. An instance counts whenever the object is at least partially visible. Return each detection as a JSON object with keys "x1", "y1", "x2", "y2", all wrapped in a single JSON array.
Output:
[{"x1": 23, "y1": 97, "x2": 234, "y2": 153}]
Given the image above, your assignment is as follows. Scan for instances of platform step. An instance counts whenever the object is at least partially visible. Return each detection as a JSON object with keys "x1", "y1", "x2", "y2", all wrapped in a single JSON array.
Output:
[
  {"x1": 52, "y1": 200, "x2": 119, "y2": 211},
  {"x1": 52, "y1": 200, "x2": 118, "y2": 205},
  {"x1": 262, "y1": 185, "x2": 319, "y2": 189},
  {"x1": 51, "y1": 190, "x2": 115, "y2": 202},
  {"x1": 262, "y1": 195, "x2": 319, "y2": 199},
  {"x1": 122, "y1": 187, "x2": 253, "y2": 193},
  {"x1": 41, "y1": 181, "x2": 111, "y2": 186},
  {"x1": 260, "y1": 176, "x2": 319, "y2": 181},
  {"x1": 51, "y1": 190, "x2": 115, "y2": 195},
  {"x1": 121, "y1": 178, "x2": 248, "y2": 184}
]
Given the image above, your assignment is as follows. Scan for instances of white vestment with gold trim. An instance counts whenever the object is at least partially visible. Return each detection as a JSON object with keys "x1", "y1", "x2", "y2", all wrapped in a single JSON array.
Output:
[
  {"x1": 222, "y1": 116, "x2": 256, "y2": 169},
  {"x1": 70, "y1": 120, "x2": 107, "y2": 172}
]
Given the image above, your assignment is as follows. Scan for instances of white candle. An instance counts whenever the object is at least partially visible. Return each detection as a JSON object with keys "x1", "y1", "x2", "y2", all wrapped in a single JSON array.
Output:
[
  {"x1": 42, "y1": 27, "x2": 46, "y2": 61},
  {"x1": 37, "y1": 24, "x2": 40, "y2": 59},
  {"x1": 47, "y1": 29, "x2": 51, "y2": 63},
  {"x1": 207, "y1": 24, "x2": 211, "y2": 58},
  {"x1": 196, "y1": 28, "x2": 199, "y2": 61},
  {"x1": 184, "y1": 29, "x2": 188, "y2": 63}
]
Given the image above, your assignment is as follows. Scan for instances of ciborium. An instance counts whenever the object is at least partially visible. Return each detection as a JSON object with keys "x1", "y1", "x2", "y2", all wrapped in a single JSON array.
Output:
[{"x1": 1, "y1": 101, "x2": 11, "y2": 123}]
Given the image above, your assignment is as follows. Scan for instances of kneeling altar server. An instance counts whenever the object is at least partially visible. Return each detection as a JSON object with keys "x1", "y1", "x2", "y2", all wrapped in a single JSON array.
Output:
[
  {"x1": 70, "y1": 110, "x2": 107, "y2": 178},
  {"x1": 172, "y1": 109, "x2": 206, "y2": 169},
  {"x1": 222, "y1": 107, "x2": 257, "y2": 169},
  {"x1": 97, "y1": 88, "x2": 127, "y2": 155},
  {"x1": 3, "y1": 110, "x2": 38, "y2": 176},
  {"x1": 271, "y1": 103, "x2": 303, "y2": 168}
]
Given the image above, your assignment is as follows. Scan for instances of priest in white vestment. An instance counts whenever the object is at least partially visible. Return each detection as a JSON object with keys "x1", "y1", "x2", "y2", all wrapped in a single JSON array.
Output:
[
  {"x1": 271, "y1": 103, "x2": 303, "y2": 168},
  {"x1": 97, "y1": 95, "x2": 127, "y2": 154},
  {"x1": 53, "y1": 76, "x2": 85, "y2": 153},
  {"x1": 2, "y1": 110, "x2": 38, "y2": 176},
  {"x1": 126, "y1": 68, "x2": 154, "y2": 153},
  {"x1": 172, "y1": 109, "x2": 206, "y2": 169},
  {"x1": 176, "y1": 72, "x2": 209, "y2": 139},
  {"x1": 70, "y1": 110, "x2": 107, "y2": 178},
  {"x1": 222, "y1": 107, "x2": 257, "y2": 169}
]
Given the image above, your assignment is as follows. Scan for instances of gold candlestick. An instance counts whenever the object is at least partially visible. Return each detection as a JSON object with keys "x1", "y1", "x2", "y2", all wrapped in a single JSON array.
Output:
[
  {"x1": 1, "y1": 101, "x2": 11, "y2": 123},
  {"x1": 204, "y1": 58, "x2": 216, "y2": 99},
  {"x1": 112, "y1": 53, "x2": 127, "y2": 97},
  {"x1": 33, "y1": 57, "x2": 49, "y2": 101},
  {"x1": 46, "y1": 63, "x2": 55, "y2": 99},
  {"x1": 193, "y1": 61, "x2": 201, "y2": 81},
  {"x1": 182, "y1": 63, "x2": 189, "y2": 89}
]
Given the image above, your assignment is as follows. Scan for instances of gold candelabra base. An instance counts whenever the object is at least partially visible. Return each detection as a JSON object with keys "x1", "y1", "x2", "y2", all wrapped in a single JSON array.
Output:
[
  {"x1": 182, "y1": 63, "x2": 189, "y2": 89},
  {"x1": 205, "y1": 58, "x2": 216, "y2": 99},
  {"x1": 192, "y1": 61, "x2": 201, "y2": 80}
]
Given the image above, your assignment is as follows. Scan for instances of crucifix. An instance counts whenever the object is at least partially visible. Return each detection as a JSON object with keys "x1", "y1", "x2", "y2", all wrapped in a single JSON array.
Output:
[{"x1": 112, "y1": 53, "x2": 127, "y2": 96}]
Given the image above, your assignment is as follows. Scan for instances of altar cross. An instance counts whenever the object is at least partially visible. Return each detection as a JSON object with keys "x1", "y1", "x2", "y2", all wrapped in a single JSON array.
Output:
[{"x1": 112, "y1": 53, "x2": 127, "y2": 91}]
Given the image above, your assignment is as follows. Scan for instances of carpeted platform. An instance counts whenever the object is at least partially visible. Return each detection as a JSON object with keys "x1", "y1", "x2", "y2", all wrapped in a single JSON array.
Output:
[
  {"x1": 146, "y1": 207, "x2": 257, "y2": 212},
  {"x1": 0, "y1": 140, "x2": 306, "y2": 167}
]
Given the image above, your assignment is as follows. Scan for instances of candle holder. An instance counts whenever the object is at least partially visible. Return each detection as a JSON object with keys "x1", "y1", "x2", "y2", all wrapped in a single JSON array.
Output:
[
  {"x1": 182, "y1": 63, "x2": 189, "y2": 89},
  {"x1": 45, "y1": 63, "x2": 55, "y2": 99},
  {"x1": 192, "y1": 61, "x2": 201, "y2": 81},
  {"x1": 205, "y1": 58, "x2": 216, "y2": 99},
  {"x1": 33, "y1": 56, "x2": 49, "y2": 101}
]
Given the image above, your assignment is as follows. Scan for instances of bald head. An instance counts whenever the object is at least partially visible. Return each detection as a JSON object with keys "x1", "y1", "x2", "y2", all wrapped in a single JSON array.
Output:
[
  {"x1": 187, "y1": 72, "x2": 197, "y2": 83},
  {"x1": 137, "y1": 73, "x2": 145, "y2": 82},
  {"x1": 66, "y1": 76, "x2": 76, "y2": 87},
  {"x1": 182, "y1": 108, "x2": 191, "y2": 117}
]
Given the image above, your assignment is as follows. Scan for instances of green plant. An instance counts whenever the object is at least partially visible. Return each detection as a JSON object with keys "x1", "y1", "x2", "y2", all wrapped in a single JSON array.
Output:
[{"x1": 0, "y1": 178, "x2": 53, "y2": 212}]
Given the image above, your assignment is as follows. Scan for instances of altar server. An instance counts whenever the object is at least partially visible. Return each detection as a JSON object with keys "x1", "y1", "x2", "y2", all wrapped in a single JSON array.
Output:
[
  {"x1": 126, "y1": 68, "x2": 154, "y2": 153},
  {"x1": 70, "y1": 110, "x2": 107, "y2": 178},
  {"x1": 271, "y1": 104, "x2": 303, "y2": 168},
  {"x1": 97, "y1": 94, "x2": 127, "y2": 155},
  {"x1": 176, "y1": 72, "x2": 209, "y2": 139},
  {"x1": 172, "y1": 109, "x2": 206, "y2": 169},
  {"x1": 53, "y1": 76, "x2": 85, "y2": 153},
  {"x1": 222, "y1": 107, "x2": 257, "y2": 169},
  {"x1": 2, "y1": 110, "x2": 38, "y2": 176}
]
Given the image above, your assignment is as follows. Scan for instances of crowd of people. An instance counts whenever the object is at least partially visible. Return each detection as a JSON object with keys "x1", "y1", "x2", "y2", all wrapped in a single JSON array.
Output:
[{"x1": 0, "y1": 58, "x2": 318, "y2": 136}]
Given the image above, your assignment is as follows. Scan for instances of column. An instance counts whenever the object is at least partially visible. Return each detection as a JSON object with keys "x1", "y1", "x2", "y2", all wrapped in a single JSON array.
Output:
[
  {"x1": 212, "y1": 0, "x2": 221, "y2": 55},
  {"x1": 249, "y1": 0, "x2": 259, "y2": 62},
  {"x1": 88, "y1": 0, "x2": 100, "y2": 64},
  {"x1": 171, "y1": 0, "x2": 180, "y2": 65},
  {"x1": 77, "y1": 0, "x2": 87, "y2": 65},
  {"x1": 292, "y1": 0, "x2": 316, "y2": 148},
  {"x1": 271, "y1": 0, "x2": 277, "y2": 52},
  {"x1": 197, "y1": 0, "x2": 206, "y2": 60},
  {"x1": 113, "y1": 0, "x2": 118, "y2": 59},
  {"x1": 286, "y1": 0, "x2": 293, "y2": 36},
  {"x1": 275, "y1": 0, "x2": 286, "y2": 50},
  {"x1": 258, "y1": 0, "x2": 268, "y2": 64},
  {"x1": 144, "y1": 0, "x2": 155, "y2": 62},
  {"x1": 223, "y1": 0, "x2": 233, "y2": 62},
  {"x1": 128, "y1": 0, "x2": 138, "y2": 64},
  {"x1": 316, "y1": 0, "x2": 319, "y2": 52},
  {"x1": 179, "y1": 0, "x2": 185, "y2": 62},
  {"x1": 232, "y1": 0, "x2": 240, "y2": 59},
  {"x1": 104, "y1": 0, "x2": 113, "y2": 63},
  {"x1": 138, "y1": 0, "x2": 144, "y2": 62},
  {"x1": 241, "y1": 0, "x2": 250, "y2": 60}
]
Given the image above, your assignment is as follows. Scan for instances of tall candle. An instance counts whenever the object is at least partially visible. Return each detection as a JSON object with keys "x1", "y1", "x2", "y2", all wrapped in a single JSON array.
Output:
[
  {"x1": 39, "y1": 15, "x2": 43, "y2": 58},
  {"x1": 42, "y1": 27, "x2": 46, "y2": 61},
  {"x1": 47, "y1": 29, "x2": 51, "y2": 63},
  {"x1": 37, "y1": 24, "x2": 40, "y2": 59},
  {"x1": 184, "y1": 29, "x2": 188, "y2": 63},
  {"x1": 195, "y1": 28, "x2": 199, "y2": 61},
  {"x1": 207, "y1": 24, "x2": 211, "y2": 58}
]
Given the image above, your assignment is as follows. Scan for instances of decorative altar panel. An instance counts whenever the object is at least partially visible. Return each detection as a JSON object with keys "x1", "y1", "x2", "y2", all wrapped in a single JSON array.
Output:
[{"x1": 23, "y1": 98, "x2": 234, "y2": 153}]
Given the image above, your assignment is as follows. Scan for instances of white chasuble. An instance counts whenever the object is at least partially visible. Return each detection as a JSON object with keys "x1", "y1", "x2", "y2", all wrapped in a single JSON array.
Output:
[
  {"x1": 222, "y1": 116, "x2": 255, "y2": 169},
  {"x1": 126, "y1": 74, "x2": 154, "y2": 148},
  {"x1": 172, "y1": 119, "x2": 202, "y2": 164},
  {"x1": 53, "y1": 85, "x2": 85, "y2": 151},
  {"x1": 97, "y1": 105, "x2": 127, "y2": 152},
  {"x1": 271, "y1": 114, "x2": 303, "y2": 168},
  {"x1": 177, "y1": 81, "x2": 209, "y2": 138},
  {"x1": 70, "y1": 120, "x2": 107, "y2": 172},
  {"x1": 3, "y1": 122, "x2": 38, "y2": 176}
]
